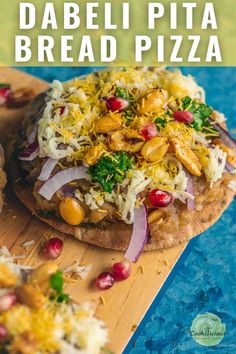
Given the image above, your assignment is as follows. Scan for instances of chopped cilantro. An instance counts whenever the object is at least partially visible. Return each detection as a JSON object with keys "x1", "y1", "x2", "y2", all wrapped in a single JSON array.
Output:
[
  {"x1": 115, "y1": 86, "x2": 136, "y2": 124},
  {"x1": 180, "y1": 96, "x2": 218, "y2": 137},
  {"x1": 0, "y1": 83, "x2": 10, "y2": 88},
  {"x1": 49, "y1": 271, "x2": 69, "y2": 303},
  {"x1": 155, "y1": 117, "x2": 167, "y2": 129},
  {"x1": 115, "y1": 86, "x2": 128, "y2": 99},
  {"x1": 88, "y1": 152, "x2": 133, "y2": 193}
]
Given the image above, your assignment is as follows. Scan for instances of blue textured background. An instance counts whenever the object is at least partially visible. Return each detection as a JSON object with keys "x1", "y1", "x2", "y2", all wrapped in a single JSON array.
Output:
[{"x1": 18, "y1": 67, "x2": 236, "y2": 354}]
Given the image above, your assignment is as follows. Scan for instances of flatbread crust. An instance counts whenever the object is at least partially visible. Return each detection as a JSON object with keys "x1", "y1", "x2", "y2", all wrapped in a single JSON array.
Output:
[{"x1": 12, "y1": 162, "x2": 235, "y2": 251}]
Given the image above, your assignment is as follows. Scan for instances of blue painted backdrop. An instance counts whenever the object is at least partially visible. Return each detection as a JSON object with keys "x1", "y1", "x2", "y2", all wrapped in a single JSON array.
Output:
[{"x1": 18, "y1": 66, "x2": 236, "y2": 354}]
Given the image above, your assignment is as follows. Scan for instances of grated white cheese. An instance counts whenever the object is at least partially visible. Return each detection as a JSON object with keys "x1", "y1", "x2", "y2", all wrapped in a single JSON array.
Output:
[
  {"x1": 63, "y1": 261, "x2": 92, "y2": 280},
  {"x1": 117, "y1": 170, "x2": 151, "y2": 224},
  {"x1": 157, "y1": 70, "x2": 204, "y2": 99},
  {"x1": 21, "y1": 240, "x2": 36, "y2": 248},
  {"x1": 49, "y1": 80, "x2": 64, "y2": 100},
  {"x1": 84, "y1": 188, "x2": 105, "y2": 210},
  {"x1": 204, "y1": 146, "x2": 227, "y2": 187}
]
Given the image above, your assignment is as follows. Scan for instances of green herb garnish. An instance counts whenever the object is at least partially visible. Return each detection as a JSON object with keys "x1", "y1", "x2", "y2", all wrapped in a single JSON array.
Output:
[
  {"x1": 88, "y1": 152, "x2": 133, "y2": 193},
  {"x1": 180, "y1": 96, "x2": 218, "y2": 137},
  {"x1": 49, "y1": 271, "x2": 70, "y2": 303},
  {"x1": 0, "y1": 83, "x2": 10, "y2": 89},
  {"x1": 115, "y1": 87, "x2": 128, "y2": 99},
  {"x1": 115, "y1": 86, "x2": 136, "y2": 125},
  {"x1": 155, "y1": 117, "x2": 167, "y2": 129}
]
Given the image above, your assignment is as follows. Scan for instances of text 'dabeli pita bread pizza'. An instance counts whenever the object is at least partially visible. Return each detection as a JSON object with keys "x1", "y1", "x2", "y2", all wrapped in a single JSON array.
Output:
[{"x1": 12, "y1": 68, "x2": 236, "y2": 261}]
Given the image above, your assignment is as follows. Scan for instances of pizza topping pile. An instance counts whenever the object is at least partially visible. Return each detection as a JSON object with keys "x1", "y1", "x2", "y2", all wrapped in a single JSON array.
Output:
[
  {"x1": 18, "y1": 68, "x2": 236, "y2": 231},
  {"x1": 0, "y1": 248, "x2": 108, "y2": 354}
]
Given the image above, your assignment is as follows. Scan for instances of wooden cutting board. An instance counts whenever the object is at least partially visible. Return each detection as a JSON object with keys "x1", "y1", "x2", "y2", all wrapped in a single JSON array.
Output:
[{"x1": 0, "y1": 67, "x2": 187, "y2": 354}]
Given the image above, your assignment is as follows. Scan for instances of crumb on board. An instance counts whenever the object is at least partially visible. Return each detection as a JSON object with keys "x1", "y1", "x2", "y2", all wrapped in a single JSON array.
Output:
[
  {"x1": 131, "y1": 324, "x2": 137, "y2": 332},
  {"x1": 157, "y1": 271, "x2": 161, "y2": 275},
  {"x1": 21, "y1": 240, "x2": 35, "y2": 249},
  {"x1": 163, "y1": 260, "x2": 169, "y2": 266},
  {"x1": 100, "y1": 296, "x2": 106, "y2": 305},
  {"x1": 138, "y1": 265, "x2": 144, "y2": 274},
  {"x1": 14, "y1": 177, "x2": 21, "y2": 183}
]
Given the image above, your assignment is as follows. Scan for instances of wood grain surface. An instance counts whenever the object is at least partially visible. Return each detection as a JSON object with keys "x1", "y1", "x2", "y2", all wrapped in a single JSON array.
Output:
[{"x1": 0, "y1": 67, "x2": 187, "y2": 354}]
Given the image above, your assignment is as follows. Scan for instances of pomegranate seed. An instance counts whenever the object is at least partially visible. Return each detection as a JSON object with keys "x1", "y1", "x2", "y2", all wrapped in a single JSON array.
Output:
[
  {"x1": 44, "y1": 237, "x2": 63, "y2": 259},
  {"x1": 0, "y1": 86, "x2": 11, "y2": 106},
  {"x1": 149, "y1": 189, "x2": 173, "y2": 208},
  {"x1": 106, "y1": 96, "x2": 129, "y2": 112},
  {"x1": 95, "y1": 272, "x2": 114, "y2": 290},
  {"x1": 173, "y1": 111, "x2": 194, "y2": 123},
  {"x1": 0, "y1": 325, "x2": 8, "y2": 342},
  {"x1": 140, "y1": 123, "x2": 158, "y2": 141},
  {"x1": 112, "y1": 261, "x2": 131, "y2": 281},
  {"x1": 59, "y1": 106, "x2": 65, "y2": 115},
  {"x1": 0, "y1": 293, "x2": 17, "y2": 312}
]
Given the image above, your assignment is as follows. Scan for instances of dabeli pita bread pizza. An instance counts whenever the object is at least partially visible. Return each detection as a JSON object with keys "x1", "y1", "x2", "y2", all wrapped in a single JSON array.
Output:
[
  {"x1": 12, "y1": 68, "x2": 236, "y2": 260},
  {"x1": 0, "y1": 247, "x2": 108, "y2": 353}
]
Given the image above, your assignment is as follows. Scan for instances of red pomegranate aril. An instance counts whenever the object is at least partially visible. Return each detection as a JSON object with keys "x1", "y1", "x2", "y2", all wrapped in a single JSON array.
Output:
[
  {"x1": 0, "y1": 325, "x2": 8, "y2": 342},
  {"x1": 112, "y1": 261, "x2": 131, "y2": 281},
  {"x1": 0, "y1": 293, "x2": 17, "y2": 312},
  {"x1": 95, "y1": 272, "x2": 115, "y2": 290},
  {"x1": 140, "y1": 122, "x2": 158, "y2": 141},
  {"x1": 173, "y1": 111, "x2": 194, "y2": 123},
  {"x1": 44, "y1": 237, "x2": 63, "y2": 259},
  {"x1": 0, "y1": 85, "x2": 11, "y2": 106},
  {"x1": 59, "y1": 106, "x2": 65, "y2": 115},
  {"x1": 149, "y1": 189, "x2": 173, "y2": 208},
  {"x1": 106, "y1": 96, "x2": 129, "y2": 112}
]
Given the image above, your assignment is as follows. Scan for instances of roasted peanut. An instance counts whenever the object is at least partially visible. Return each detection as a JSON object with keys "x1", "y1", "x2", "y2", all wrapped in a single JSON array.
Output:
[
  {"x1": 59, "y1": 197, "x2": 85, "y2": 225},
  {"x1": 137, "y1": 89, "x2": 168, "y2": 115},
  {"x1": 148, "y1": 209, "x2": 164, "y2": 224},
  {"x1": 16, "y1": 284, "x2": 46, "y2": 309},
  {"x1": 28, "y1": 262, "x2": 58, "y2": 294},
  {"x1": 11, "y1": 332, "x2": 37, "y2": 354},
  {"x1": 141, "y1": 137, "x2": 169, "y2": 162},
  {"x1": 0, "y1": 264, "x2": 19, "y2": 288},
  {"x1": 84, "y1": 145, "x2": 104, "y2": 166},
  {"x1": 170, "y1": 137, "x2": 202, "y2": 176},
  {"x1": 94, "y1": 114, "x2": 122, "y2": 133},
  {"x1": 109, "y1": 128, "x2": 144, "y2": 153}
]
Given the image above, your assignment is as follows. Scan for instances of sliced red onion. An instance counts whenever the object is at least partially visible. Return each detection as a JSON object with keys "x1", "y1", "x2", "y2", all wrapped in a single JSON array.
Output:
[
  {"x1": 38, "y1": 158, "x2": 58, "y2": 182},
  {"x1": 38, "y1": 166, "x2": 88, "y2": 200},
  {"x1": 209, "y1": 118, "x2": 236, "y2": 150},
  {"x1": 185, "y1": 169, "x2": 195, "y2": 211},
  {"x1": 125, "y1": 205, "x2": 148, "y2": 263},
  {"x1": 225, "y1": 161, "x2": 235, "y2": 172},
  {"x1": 19, "y1": 141, "x2": 39, "y2": 161},
  {"x1": 28, "y1": 121, "x2": 39, "y2": 145}
]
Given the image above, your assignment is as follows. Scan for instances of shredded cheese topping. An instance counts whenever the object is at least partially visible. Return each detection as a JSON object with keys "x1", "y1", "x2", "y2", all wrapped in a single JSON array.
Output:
[{"x1": 21, "y1": 67, "x2": 234, "y2": 224}]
